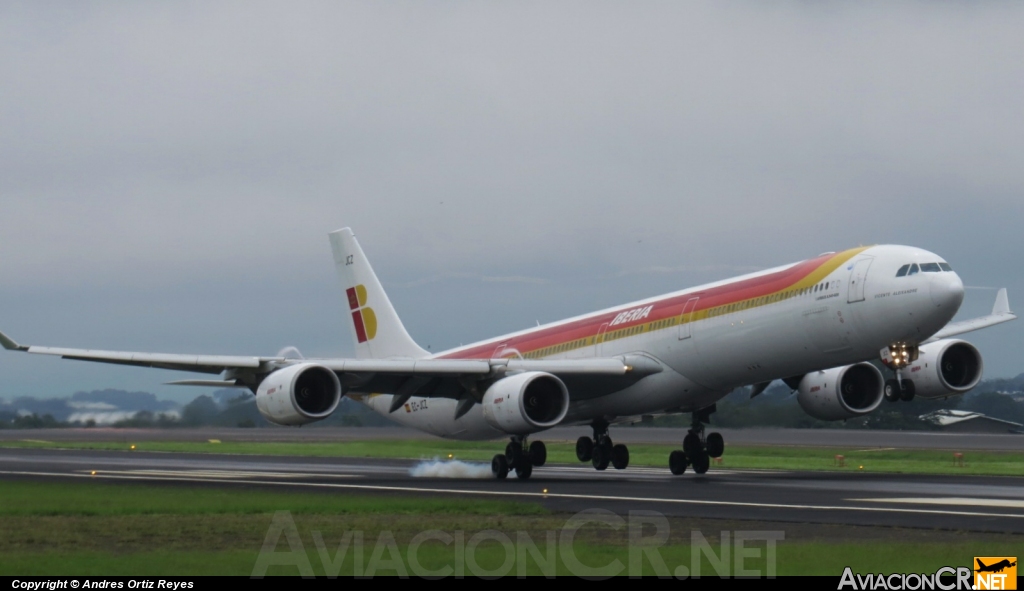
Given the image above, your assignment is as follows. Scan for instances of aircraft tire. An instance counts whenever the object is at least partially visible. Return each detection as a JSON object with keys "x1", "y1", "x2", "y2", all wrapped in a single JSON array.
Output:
[
  {"x1": 505, "y1": 441, "x2": 523, "y2": 468},
  {"x1": 592, "y1": 443, "x2": 610, "y2": 471},
  {"x1": 516, "y1": 462, "x2": 533, "y2": 479},
  {"x1": 884, "y1": 379, "x2": 901, "y2": 402},
  {"x1": 899, "y1": 379, "x2": 916, "y2": 402},
  {"x1": 576, "y1": 436, "x2": 594, "y2": 462},
  {"x1": 529, "y1": 441, "x2": 547, "y2": 467},
  {"x1": 683, "y1": 432, "x2": 701, "y2": 455},
  {"x1": 669, "y1": 450, "x2": 688, "y2": 475},
  {"x1": 491, "y1": 454, "x2": 509, "y2": 480},
  {"x1": 611, "y1": 444, "x2": 629, "y2": 470},
  {"x1": 692, "y1": 451, "x2": 710, "y2": 474},
  {"x1": 705, "y1": 432, "x2": 724, "y2": 458}
]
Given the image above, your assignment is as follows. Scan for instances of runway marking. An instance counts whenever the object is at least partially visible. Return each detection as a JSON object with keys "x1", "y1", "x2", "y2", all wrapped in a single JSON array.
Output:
[
  {"x1": 77, "y1": 469, "x2": 360, "y2": 480},
  {"x1": 850, "y1": 497, "x2": 1024, "y2": 509},
  {"x1": 4, "y1": 469, "x2": 1024, "y2": 521}
]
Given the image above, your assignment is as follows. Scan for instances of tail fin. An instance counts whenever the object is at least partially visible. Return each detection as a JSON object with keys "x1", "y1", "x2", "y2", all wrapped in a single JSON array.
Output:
[{"x1": 329, "y1": 228, "x2": 429, "y2": 360}]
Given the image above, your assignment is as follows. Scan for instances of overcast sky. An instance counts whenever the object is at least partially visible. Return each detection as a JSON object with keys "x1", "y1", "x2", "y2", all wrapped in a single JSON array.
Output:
[{"x1": 1, "y1": 2, "x2": 1022, "y2": 403}]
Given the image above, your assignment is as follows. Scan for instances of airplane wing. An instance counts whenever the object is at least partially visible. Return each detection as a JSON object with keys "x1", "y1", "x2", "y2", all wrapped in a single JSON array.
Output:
[
  {"x1": 924, "y1": 288, "x2": 1016, "y2": 343},
  {"x1": 0, "y1": 329, "x2": 654, "y2": 394}
]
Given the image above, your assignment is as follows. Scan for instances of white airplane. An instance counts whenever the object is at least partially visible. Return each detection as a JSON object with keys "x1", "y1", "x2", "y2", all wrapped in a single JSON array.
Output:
[{"x1": 0, "y1": 229, "x2": 1016, "y2": 480}]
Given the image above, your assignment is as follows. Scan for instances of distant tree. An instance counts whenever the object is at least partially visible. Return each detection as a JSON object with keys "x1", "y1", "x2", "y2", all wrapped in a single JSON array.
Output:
[{"x1": 181, "y1": 395, "x2": 220, "y2": 426}]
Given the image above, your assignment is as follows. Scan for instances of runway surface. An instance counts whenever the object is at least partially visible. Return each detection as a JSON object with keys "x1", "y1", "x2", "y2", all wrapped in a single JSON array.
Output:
[
  {"x1": 3, "y1": 447, "x2": 1024, "y2": 535},
  {"x1": 2, "y1": 426, "x2": 1022, "y2": 450}
]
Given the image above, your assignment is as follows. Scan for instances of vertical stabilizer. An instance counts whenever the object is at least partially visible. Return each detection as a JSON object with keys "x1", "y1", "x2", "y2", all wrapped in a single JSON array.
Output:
[{"x1": 329, "y1": 228, "x2": 430, "y2": 360}]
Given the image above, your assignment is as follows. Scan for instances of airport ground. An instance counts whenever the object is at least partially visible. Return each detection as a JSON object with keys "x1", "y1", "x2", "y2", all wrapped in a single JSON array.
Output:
[{"x1": 1, "y1": 427, "x2": 1022, "y2": 576}]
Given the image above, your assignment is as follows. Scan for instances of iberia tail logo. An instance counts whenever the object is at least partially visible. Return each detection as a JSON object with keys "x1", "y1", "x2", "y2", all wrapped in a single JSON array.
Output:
[{"x1": 346, "y1": 284, "x2": 377, "y2": 343}]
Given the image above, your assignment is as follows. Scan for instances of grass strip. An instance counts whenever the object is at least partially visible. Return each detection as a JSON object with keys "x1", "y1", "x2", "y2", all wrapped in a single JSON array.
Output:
[
  {"x1": 3, "y1": 439, "x2": 1023, "y2": 476},
  {"x1": 0, "y1": 479, "x2": 546, "y2": 516}
]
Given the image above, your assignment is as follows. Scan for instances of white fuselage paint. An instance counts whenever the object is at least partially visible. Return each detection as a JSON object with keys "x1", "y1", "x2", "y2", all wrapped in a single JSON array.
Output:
[{"x1": 357, "y1": 245, "x2": 965, "y2": 440}]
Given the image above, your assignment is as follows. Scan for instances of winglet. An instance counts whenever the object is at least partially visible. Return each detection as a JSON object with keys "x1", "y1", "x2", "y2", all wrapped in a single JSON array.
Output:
[
  {"x1": 993, "y1": 288, "x2": 1011, "y2": 316},
  {"x1": 0, "y1": 329, "x2": 28, "y2": 351}
]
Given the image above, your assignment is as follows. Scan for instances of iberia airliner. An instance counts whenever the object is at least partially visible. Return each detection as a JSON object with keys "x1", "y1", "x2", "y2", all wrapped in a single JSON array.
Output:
[{"x1": 0, "y1": 229, "x2": 1015, "y2": 480}]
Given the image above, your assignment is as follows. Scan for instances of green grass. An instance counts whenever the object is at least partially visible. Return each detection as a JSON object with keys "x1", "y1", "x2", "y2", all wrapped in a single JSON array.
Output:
[
  {"x1": 0, "y1": 479, "x2": 1014, "y2": 576},
  {"x1": 0, "y1": 479, "x2": 546, "y2": 517},
  {"x1": 4, "y1": 438, "x2": 1023, "y2": 476}
]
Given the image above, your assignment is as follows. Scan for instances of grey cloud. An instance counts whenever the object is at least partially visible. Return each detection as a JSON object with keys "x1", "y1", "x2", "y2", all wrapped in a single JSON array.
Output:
[{"x1": 0, "y1": 2, "x2": 1022, "y2": 397}]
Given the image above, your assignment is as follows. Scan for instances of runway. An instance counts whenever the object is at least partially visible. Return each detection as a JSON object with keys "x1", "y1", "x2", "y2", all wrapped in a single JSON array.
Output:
[
  {"x1": 3, "y1": 447, "x2": 1024, "y2": 534},
  {"x1": 3, "y1": 426, "x2": 1022, "y2": 450}
]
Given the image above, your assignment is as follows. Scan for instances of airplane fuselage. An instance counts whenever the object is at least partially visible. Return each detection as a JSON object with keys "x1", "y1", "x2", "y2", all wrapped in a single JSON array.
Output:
[{"x1": 356, "y1": 245, "x2": 965, "y2": 439}]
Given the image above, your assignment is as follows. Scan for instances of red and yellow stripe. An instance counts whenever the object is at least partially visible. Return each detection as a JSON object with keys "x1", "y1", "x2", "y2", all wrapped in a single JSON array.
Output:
[{"x1": 438, "y1": 247, "x2": 869, "y2": 360}]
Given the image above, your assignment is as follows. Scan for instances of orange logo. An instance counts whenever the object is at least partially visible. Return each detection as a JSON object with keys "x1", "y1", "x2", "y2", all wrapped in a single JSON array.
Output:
[
  {"x1": 346, "y1": 284, "x2": 377, "y2": 343},
  {"x1": 975, "y1": 557, "x2": 1017, "y2": 590}
]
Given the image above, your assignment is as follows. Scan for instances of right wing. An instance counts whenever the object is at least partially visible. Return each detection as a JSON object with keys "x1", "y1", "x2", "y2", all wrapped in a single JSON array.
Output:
[{"x1": 924, "y1": 288, "x2": 1016, "y2": 343}]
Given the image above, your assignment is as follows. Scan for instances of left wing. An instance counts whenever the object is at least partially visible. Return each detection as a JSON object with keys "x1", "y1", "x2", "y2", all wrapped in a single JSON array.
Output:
[
  {"x1": 0, "y1": 329, "x2": 651, "y2": 394},
  {"x1": 924, "y1": 288, "x2": 1016, "y2": 343}
]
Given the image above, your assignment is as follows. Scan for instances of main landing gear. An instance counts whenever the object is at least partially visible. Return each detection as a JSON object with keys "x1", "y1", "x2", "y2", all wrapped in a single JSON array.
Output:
[
  {"x1": 491, "y1": 435, "x2": 547, "y2": 480},
  {"x1": 669, "y1": 407, "x2": 723, "y2": 476},
  {"x1": 575, "y1": 421, "x2": 630, "y2": 471},
  {"x1": 882, "y1": 342, "x2": 918, "y2": 403}
]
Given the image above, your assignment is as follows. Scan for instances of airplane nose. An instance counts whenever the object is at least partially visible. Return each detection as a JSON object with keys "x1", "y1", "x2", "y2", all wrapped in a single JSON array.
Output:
[{"x1": 929, "y1": 272, "x2": 965, "y2": 310}]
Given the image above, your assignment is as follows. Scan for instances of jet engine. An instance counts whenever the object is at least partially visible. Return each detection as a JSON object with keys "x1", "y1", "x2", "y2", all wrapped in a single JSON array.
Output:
[
  {"x1": 255, "y1": 363, "x2": 342, "y2": 426},
  {"x1": 906, "y1": 339, "x2": 983, "y2": 399},
  {"x1": 797, "y1": 363, "x2": 885, "y2": 421},
  {"x1": 482, "y1": 371, "x2": 570, "y2": 435}
]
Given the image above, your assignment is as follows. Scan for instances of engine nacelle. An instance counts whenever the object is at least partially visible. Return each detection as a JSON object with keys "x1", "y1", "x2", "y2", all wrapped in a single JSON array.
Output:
[
  {"x1": 906, "y1": 339, "x2": 983, "y2": 399},
  {"x1": 481, "y1": 371, "x2": 569, "y2": 435},
  {"x1": 256, "y1": 363, "x2": 342, "y2": 426},
  {"x1": 797, "y1": 363, "x2": 885, "y2": 421}
]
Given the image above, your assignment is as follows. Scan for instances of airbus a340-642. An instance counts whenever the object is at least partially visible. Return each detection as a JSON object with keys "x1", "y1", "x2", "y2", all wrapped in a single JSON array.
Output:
[{"x1": 1, "y1": 228, "x2": 1016, "y2": 479}]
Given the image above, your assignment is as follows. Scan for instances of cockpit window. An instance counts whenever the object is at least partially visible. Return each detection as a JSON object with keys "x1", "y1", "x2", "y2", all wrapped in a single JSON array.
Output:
[
  {"x1": 920, "y1": 263, "x2": 941, "y2": 273},
  {"x1": 907, "y1": 264, "x2": 920, "y2": 276},
  {"x1": 896, "y1": 264, "x2": 910, "y2": 277},
  {"x1": 939, "y1": 262, "x2": 953, "y2": 272}
]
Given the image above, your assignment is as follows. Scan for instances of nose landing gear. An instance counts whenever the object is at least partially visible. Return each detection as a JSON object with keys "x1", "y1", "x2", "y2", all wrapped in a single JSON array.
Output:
[
  {"x1": 881, "y1": 342, "x2": 919, "y2": 402},
  {"x1": 575, "y1": 421, "x2": 630, "y2": 471},
  {"x1": 669, "y1": 407, "x2": 723, "y2": 475},
  {"x1": 492, "y1": 435, "x2": 547, "y2": 480}
]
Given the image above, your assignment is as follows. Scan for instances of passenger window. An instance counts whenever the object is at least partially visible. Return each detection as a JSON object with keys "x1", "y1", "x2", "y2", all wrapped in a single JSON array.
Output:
[
  {"x1": 907, "y1": 264, "x2": 920, "y2": 276},
  {"x1": 939, "y1": 263, "x2": 953, "y2": 272},
  {"x1": 896, "y1": 264, "x2": 910, "y2": 277},
  {"x1": 920, "y1": 263, "x2": 941, "y2": 273}
]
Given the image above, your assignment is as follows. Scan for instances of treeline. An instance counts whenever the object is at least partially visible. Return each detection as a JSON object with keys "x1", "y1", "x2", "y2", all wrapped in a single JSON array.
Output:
[
  {"x1": 0, "y1": 391, "x2": 397, "y2": 429},
  {"x1": 3, "y1": 374, "x2": 1023, "y2": 431},
  {"x1": 647, "y1": 377, "x2": 1024, "y2": 430}
]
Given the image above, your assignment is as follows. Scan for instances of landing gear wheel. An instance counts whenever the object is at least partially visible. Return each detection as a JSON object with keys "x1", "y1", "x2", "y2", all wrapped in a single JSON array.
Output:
[
  {"x1": 528, "y1": 441, "x2": 547, "y2": 467},
  {"x1": 899, "y1": 379, "x2": 916, "y2": 402},
  {"x1": 705, "y1": 432, "x2": 724, "y2": 458},
  {"x1": 611, "y1": 444, "x2": 630, "y2": 470},
  {"x1": 516, "y1": 462, "x2": 533, "y2": 479},
  {"x1": 592, "y1": 443, "x2": 610, "y2": 471},
  {"x1": 575, "y1": 436, "x2": 594, "y2": 462},
  {"x1": 491, "y1": 454, "x2": 509, "y2": 480},
  {"x1": 505, "y1": 441, "x2": 523, "y2": 467},
  {"x1": 669, "y1": 450, "x2": 688, "y2": 475},
  {"x1": 884, "y1": 379, "x2": 901, "y2": 402},
  {"x1": 683, "y1": 432, "x2": 701, "y2": 455},
  {"x1": 691, "y1": 451, "x2": 710, "y2": 475}
]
